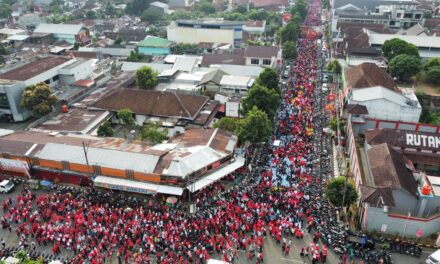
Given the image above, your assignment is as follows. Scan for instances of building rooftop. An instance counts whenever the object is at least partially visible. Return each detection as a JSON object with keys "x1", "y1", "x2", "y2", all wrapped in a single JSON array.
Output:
[
  {"x1": 138, "y1": 36, "x2": 171, "y2": 48},
  {"x1": 351, "y1": 86, "x2": 421, "y2": 108},
  {"x1": 0, "y1": 56, "x2": 72, "y2": 81},
  {"x1": 34, "y1": 23, "x2": 85, "y2": 35},
  {"x1": 176, "y1": 19, "x2": 246, "y2": 26},
  {"x1": 198, "y1": 69, "x2": 228, "y2": 86},
  {"x1": 368, "y1": 30, "x2": 440, "y2": 49},
  {"x1": 367, "y1": 143, "x2": 418, "y2": 196},
  {"x1": 220, "y1": 75, "x2": 254, "y2": 87},
  {"x1": 365, "y1": 128, "x2": 440, "y2": 152},
  {"x1": 35, "y1": 109, "x2": 110, "y2": 134},
  {"x1": 244, "y1": 45, "x2": 279, "y2": 58},
  {"x1": 201, "y1": 49, "x2": 246, "y2": 66},
  {"x1": 91, "y1": 89, "x2": 209, "y2": 120},
  {"x1": 346, "y1": 104, "x2": 369, "y2": 115},
  {"x1": 345, "y1": 62, "x2": 396, "y2": 90}
]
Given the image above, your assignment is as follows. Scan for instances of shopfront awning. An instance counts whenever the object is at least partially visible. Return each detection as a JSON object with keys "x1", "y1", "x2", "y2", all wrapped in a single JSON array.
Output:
[
  {"x1": 93, "y1": 176, "x2": 183, "y2": 196},
  {"x1": 188, "y1": 156, "x2": 245, "y2": 193}
]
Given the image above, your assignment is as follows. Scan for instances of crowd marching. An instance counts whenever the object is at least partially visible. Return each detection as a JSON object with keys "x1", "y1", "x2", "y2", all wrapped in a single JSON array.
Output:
[{"x1": 0, "y1": 0, "x2": 340, "y2": 263}]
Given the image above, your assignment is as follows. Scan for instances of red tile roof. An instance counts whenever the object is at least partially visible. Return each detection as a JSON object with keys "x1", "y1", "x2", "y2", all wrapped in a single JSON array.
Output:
[{"x1": 345, "y1": 63, "x2": 396, "y2": 90}]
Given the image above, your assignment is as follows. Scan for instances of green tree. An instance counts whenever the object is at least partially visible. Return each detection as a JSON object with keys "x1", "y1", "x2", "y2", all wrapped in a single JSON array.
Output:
[
  {"x1": 326, "y1": 176, "x2": 358, "y2": 208},
  {"x1": 141, "y1": 8, "x2": 164, "y2": 23},
  {"x1": 21, "y1": 83, "x2": 57, "y2": 117},
  {"x1": 135, "y1": 66, "x2": 158, "y2": 89},
  {"x1": 423, "y1": 58, "x2": 440, "y2": 71},
  {"x1": 290, "y1": 0, "x2": 308, "y2": 21},
  {"x1": 73, "y1": 42, "x2": 80, "y2": 50},
  {"x1": 114, "y1": 36, "x2": 123, "y2": 45},
  {"x1": 234, "y1": 4, "x2": 247, "y2": 14},
  {"x1": 86, "y1": 10, "x2": 97, "y2": 19},
  {"x1": 282, "y1": 41, "x2": 297, "y2": 60},
  {"x1": 248, "y1": 9, "x2": 268, "y2": 20},
  {"x1": 424, "y1": 11, "x2": 432, "y2": 19},
  {"x1": 382, "y1": 38, "x2": 420, "y2": 61},
  {"x1": 127, "y1": 50, "x2": 141, "y2": 62},
  {"x1": 97, "y1": 121, "x2": 114, "y2": 137},
  {"x1": 117, "y1": 108, "x2": 135, "y2": 138},
  {"x1": 425, "y1": 66, "x2": 440, "y2": 85},
  {"x1": 125, "y1": 0, "x2": 151, "y2": 16},
  {"x1": 327, "y1": 59, "x2": 342, "y2": 75},
  {"x1": 388, "y1": 54, "x2": 421, "y2": 81},
  {"x1": 236, "y1": 106, "x2": 272, "y2": 143},
  {"x1": 329, "y1": 117, "x2": 346, "y2": 132},
  {"x1": 241, "y1": 84, "x2": 280, "y2": 121},
  {"x1": 0, "y1": 3, "x2": 11, "y2": 19},
  {"x1": 223, "y1": 12, "x2": 247, "y2": 21},
  {"x1": 213, "y1": 117, "x2": 239, "y2": 132},
  {"x1": 256, "y1": 68, "x2": 280, "y2": 91},
  {"x1": 278, "y1": 20, "x2": 300, "y2": 44},
  {"x1": 168, "y1": 9, "x2": 193, "y2": 20},
  {"x1": 195, "y1": 2, "x2": 216, "y2": 14},
  {"x1": 138, "y1": 122, "x2": 168, "y2": 143}
]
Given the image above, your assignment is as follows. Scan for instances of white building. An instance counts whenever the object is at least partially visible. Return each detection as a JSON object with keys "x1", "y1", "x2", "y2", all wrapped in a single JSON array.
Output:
[
  {"x1": 0, "y1": 56, "x2": 93, "y2": 122},
  {"x1": 348, "y1": 86, "x2": 422, "y2": 123}
]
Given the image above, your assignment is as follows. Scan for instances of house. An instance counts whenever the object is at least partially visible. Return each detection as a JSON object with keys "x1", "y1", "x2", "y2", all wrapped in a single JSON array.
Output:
[
  {"x1": 244, "y1": 45, "x2": 280, "y2": 67},
  {"x1": 167, "y1": 19, "x2": 247, "y2": 46},
  {"x1": 33, "y1": 23, "x2": 90, "y2": 45},
  {"x1": 200, "y1": 49, "x2": 246, "y2": 66},
  {"x1": 342, "y1": 62, "x2": 396, "y2": 100},
  {"x1": 198, "y1": 69, "x2": 229, "y2": 93},
  {"x1": 150, "y1": 1, "x2": 173, "y2": 14},
  {"x1": 0, "y1": 56, "x2": 93, "y2": 122},
  {"x1": 137, "y1": 36, "x2": 172, "y2": 56},
  {"x1": 219, "y1": 75, "x2": 255, "y2": 95},
  {"x1": 249, "y1": 0, "x2": 288, "y2": 10},
  {"x1": 243, "y1": 20, "x2": 266, "y2": 35},
  {"x1": 395, "y1": 23, "x2": 428, "y2": 36},
  {"x1": 116, "y1": 28, "x2": 147, "y2": 43},
  {"x1": 168, "y1": 0, "x2": 195, "y2": 8},
  {"x1": 91, "y1": 89, "x2": 218, "y2": 136},
  {"x1": 348, "y1": 86, "x2": 422, "y2": 123},
  {"x1": 359, "y1": 143, "x2": 440, "y2": 236}
]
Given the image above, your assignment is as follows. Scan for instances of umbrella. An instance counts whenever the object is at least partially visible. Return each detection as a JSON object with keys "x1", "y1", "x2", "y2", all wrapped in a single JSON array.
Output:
[{"x1": 166, "y1": 196, "x2": 178, "y2": 204}]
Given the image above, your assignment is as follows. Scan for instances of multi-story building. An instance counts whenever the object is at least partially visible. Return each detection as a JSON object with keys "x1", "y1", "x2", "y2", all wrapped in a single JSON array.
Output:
[
  {"x1": 0, "y1": 56, "x2": 92, "y2": 122},
  {"x1": 33, "y1": 23, "x2": 90, "y2": 45},
  {"x1": 332, "y1": 0, "x2": 425, "y2": 29},
  {"x1": 167, "y1": 19, "x2": 247, "y2": 47}
]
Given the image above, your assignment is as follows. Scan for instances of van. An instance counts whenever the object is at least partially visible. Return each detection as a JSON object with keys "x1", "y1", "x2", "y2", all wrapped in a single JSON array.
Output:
[
  {"x1": 0, "y1": 180, "x2": 14, "y2": 193},
  {"x1": 427, "y1": 249, "x2": 440, "y2": 264}
]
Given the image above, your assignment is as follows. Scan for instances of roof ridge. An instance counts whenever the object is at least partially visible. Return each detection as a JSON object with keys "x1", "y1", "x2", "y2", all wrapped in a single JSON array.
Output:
[{"x1": 173, "y1": 92, "x2": 192, "y2": 119}]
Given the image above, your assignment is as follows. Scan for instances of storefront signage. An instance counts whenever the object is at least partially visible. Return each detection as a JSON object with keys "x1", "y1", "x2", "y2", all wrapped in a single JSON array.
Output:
[
  {"x1": 406, "y1": 134, "x2": 440, "y2": 149},
  {"x1": 94, "y1": 181, "x2": 154, "y2": 195}
]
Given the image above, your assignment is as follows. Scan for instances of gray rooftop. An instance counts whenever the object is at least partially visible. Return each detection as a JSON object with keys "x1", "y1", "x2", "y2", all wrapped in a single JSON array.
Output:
[{"x1": 34, "y1": 23, "x2": 85, "y2": 35}]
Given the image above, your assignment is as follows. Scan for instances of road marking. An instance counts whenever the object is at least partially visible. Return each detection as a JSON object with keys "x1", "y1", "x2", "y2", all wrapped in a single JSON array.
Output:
[{"x1": 280, "y1": 257, "x2": 306, "y2": 263}]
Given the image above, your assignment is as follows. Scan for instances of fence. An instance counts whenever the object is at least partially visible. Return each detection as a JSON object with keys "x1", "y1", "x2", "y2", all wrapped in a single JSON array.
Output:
[{"x1": 355, "y1": 117, "x2": 440, "y2": 135}]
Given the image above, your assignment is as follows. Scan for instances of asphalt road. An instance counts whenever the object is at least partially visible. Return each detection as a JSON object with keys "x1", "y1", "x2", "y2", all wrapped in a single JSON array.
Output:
[{"x1": 0, "y1": 183, "x2": 435, "y2": 264}]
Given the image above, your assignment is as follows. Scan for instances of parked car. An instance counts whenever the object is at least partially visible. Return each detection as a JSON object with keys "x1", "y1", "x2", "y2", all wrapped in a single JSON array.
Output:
[
  {"x1": 427, "y1": 249, "x2": 440, "y2": 264},
  {"x1": 0, "y1": 179, "x2": 14, "y2": 193}
]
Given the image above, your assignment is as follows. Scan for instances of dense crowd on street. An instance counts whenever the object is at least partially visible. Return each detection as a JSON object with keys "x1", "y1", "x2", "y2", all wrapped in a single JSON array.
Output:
[{"x1": 0, "y1": 1, "x2": 338, "y2": 263}]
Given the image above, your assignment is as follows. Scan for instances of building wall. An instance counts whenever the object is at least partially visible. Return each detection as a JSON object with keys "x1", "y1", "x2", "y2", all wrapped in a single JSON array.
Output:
[
  {"x1": 350, "y1": 98, "x2": 421, "y2": 123},
  {"x1": 363, "y1": 204, "x2": 440, "y2": 237},
  {"x1": 353, "y1": 117, "x2": 440, "y2": 135},
  {"x1": 245, "y1": 57, "x2": 275, "y2": 67},
  {"x1": 138, "y1": 46, "x2": 170, "y2": 55},
  {"x1": 225, "y1": 101, "x2": 240, "y2": 118},
  {"x1": 167, "y1": 26, "x2": 235, "y2": 45},
  {"x1": 0, "y1": 81, "x2": 29, "y2": 121},
  {"x1": 58, "y1": 59, "x2": 93, "y2": 84},
  {"x1": 53, "y1": 33, "x2": 76, "y2": 44},
  {"x1": 346, "y1": 120, "x2": 363, "y2": 189}
]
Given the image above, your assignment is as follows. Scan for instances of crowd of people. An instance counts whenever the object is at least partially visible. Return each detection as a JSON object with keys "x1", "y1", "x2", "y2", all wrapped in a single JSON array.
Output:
[{"x1": 0, "y1": 1, "x2": 335, "y2": 263}]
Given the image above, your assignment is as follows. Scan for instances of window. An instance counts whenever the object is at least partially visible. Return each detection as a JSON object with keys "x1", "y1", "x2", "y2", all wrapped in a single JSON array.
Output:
[
  {"x1": 262, "y1": 59, "x2": 272, "y2": 65},
  {"x1": 0, "y1": 94, "x2": 9, "y2": 109},
  {"x1": 250, "y1": 58, "x2": 259, "y2": 65},
  {"x1": 235, "y1": 89, "x2": 240, "y2": 94},
  {"x1": 414, "y1": 14, "x2": 421, "y2": 19},
  {"x1": 52, "y1": 75, "x2": 59, "y2": 82}
]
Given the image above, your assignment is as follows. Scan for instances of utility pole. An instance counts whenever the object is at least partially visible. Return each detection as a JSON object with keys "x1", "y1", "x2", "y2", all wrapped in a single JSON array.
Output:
[{"x1": 82, "y1": 141, "x2": 91, "y2": 177}]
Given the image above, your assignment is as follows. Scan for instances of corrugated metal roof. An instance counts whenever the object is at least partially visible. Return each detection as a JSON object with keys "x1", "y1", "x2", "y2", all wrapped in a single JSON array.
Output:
[
  {"x1": 36, "y1": 143, "x2": 159, "y2": 173},
  {"x1": 352, "y1": 86, "x2": 421, "y2": 108},
  {"x1": 368, "y1": 30, "x2": 440, "y2": 49},
  {"x1": 94, "y1": 175, "x2": 183, "y2": 195},
  {"x1": 34, "y1": 23, "x2": 84, "y2": 35},
  {"x1": 163, "y1": 146, "x2": 227, "y2": 177},
  {"x1": 121, "y1": 62, "x2": 173, "y2": 72}
]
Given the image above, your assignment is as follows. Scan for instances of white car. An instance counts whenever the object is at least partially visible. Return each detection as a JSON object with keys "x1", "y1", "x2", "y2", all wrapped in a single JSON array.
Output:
[
  {"x1": 427, "y1": 249, "x2": 440, "y2": 264},
  {"x1": 0, "y1": 180, "x2": 14, "y2": 193}
]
